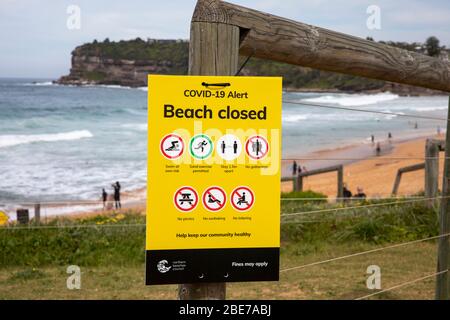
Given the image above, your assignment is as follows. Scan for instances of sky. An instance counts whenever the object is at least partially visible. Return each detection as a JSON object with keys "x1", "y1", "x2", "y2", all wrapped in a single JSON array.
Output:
[{"x1": 1, "y1": 0, "x2": 450, "y2": 78}]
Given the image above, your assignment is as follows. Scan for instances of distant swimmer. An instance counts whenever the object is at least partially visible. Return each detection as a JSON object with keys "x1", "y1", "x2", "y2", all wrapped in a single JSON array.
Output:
[{"x1": 112, "y1": 181, "x2": 121, "y2": 209}]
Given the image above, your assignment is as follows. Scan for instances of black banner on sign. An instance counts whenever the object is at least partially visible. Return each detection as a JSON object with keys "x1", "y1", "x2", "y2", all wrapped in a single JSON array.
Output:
[{"x1": 146, "y1": 247, "x2": 279, "y2": 285}]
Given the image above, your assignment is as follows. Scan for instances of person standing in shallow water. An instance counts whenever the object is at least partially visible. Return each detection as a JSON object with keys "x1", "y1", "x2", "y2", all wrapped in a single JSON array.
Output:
[{"x1": 112, "y1": 181, "x2": 121, "y2": 209}]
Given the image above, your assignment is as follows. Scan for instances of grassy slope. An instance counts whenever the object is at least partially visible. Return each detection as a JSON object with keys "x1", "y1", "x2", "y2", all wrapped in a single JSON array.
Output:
[{"x1": 0, "y1": 193, "x2": 442, "y2": 299}]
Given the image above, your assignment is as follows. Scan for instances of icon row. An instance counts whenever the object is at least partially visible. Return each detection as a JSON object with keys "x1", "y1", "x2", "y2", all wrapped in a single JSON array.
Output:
[
  {"x1": 160, "y1": 133, "x2": 269, "y2": 161},
  {"x1": 174, "y1": 186, "x2": 255, "y2": 213}
]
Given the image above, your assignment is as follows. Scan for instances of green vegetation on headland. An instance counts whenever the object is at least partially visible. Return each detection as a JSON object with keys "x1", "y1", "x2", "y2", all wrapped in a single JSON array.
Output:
[
  {"x1": 0, "y1": 192, "x2": 441, "y2": 299},
  {"x1": 58, "y1": 36, "x2": 449, "y2": 94}
]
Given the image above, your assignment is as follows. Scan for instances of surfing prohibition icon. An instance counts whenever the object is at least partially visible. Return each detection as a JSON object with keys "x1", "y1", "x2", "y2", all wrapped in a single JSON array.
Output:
[{"x1": 202, "y1": 186, "x2": 227, "y2": 212}]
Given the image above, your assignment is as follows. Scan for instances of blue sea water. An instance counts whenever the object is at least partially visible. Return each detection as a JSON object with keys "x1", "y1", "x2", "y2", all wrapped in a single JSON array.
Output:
[{"x1": 0, "y1": 78, "x2": 448, "y2": 202}]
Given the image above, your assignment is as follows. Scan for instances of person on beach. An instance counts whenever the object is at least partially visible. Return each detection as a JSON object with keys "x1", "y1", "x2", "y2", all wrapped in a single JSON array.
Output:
[
  {"x1": 112, "y1": 181, "x2": 121, "y2": 209},
  {"x1": 371, "y1": 135, "x2": 375, "y2": 144},
  {"x1": 376, "y1": 142, "x2": 381, "y2": 156},
  {"x1": 292, "y1": 161, "x2": 298, "y2": 176},
  {"x1": 354, "y1": 187, "x2": 367, "y2": 199},
  {"x1": 388, "y1": 132, "x2": 392, "y2": 141},
  {"x1": 343, "y1": 183, "x2": 352, "y2": 201},
  {"x1": 102, "y1": 188, "x2": 108, "y2": 210},
  {"x1": 414, "y1": 122, "x2": 418, "y2": 129}
]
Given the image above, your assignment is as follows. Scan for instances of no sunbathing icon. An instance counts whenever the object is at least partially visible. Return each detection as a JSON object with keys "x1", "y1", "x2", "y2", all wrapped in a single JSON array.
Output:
[{"x1": 202, "y1": 186, "x2": 227, "y2": 212}]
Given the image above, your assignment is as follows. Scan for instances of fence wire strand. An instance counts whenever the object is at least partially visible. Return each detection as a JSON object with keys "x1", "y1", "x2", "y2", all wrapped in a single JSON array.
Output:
[
  {"x1": 283, "y1": 99, "x2": 448, "y2": 122},
  {"x1": 354, "y1": 269, "x2": 448, "y2": 300},
  {"x1": 281, "y1": 195, "x2": 448, "y2": 218},
  {"x1": 279, "y1": 233, "x2": 450, "y2": 274}
]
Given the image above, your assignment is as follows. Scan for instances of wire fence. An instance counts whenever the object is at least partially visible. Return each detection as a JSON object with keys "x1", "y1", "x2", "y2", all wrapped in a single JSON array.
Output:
[{"x1": 0, "y1": 99, "x2": 448, "y2": 299}]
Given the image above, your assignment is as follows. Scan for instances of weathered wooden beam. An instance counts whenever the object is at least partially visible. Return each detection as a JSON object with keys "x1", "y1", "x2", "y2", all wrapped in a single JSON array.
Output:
[
  {"x1": 392, "y1": 163, "x2": 425, "y2": 195},
  {"x1": 192, "y1": 0, "x2": 450, "y2": 92},
  {"x1": 297, "y1": 165, "x2": 343, "y2": 178}
]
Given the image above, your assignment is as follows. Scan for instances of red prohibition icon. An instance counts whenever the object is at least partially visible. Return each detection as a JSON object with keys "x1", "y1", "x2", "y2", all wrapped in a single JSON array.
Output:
[
  {"x1": 230, "y1": 186, "x2": 255, "y2": 212},
  {"x1": 202, "y1": 186, "x2": 227, "y2": 212},
  {"x1": 160, "y1": 134, "x2": 184, "y2": 159},
  {"x1": 174, "y1": 186, "x2": 198, "y2": 212},
  {"x1": 245, "y1": 135, "x2": 269, "y2": 160}
]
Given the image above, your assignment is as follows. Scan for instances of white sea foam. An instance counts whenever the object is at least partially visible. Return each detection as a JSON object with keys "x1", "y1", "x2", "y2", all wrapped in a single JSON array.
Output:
[
  {"x1": 302, "y1": 92, "x2": 399, "y2": 107},
  {"x1": 282, "y1": 115, "x2": 309, "y2": 123},
  {"x1": 411, "y1": 106, "x2": 447, "y2": 112},
  {"x1": 0, "y1": 130, "x2": 93, "y2": 148}
]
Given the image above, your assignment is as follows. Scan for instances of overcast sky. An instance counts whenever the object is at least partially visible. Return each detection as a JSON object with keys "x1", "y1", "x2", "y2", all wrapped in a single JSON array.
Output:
[{"x1": 1, "y1": 0, "x2": 449, "y2": 78}]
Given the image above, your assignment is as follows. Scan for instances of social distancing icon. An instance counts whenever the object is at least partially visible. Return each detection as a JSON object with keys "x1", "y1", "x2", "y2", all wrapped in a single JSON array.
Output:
[
  {"x1": 160, "y1": 134, "x2": 184, "y2": 160},
  {"x1": 202, "y1": 186, "x2": 227, "y2": 212},
  {"x1": 216, "y1": 134, "x2": 242, "y2": 161},
  {"x1": 231, "y1": 186, "x2": 255, "y2": 212},
  {"x1": 190, "y1": 134, "x2": 213, "y2": 160},
  {"x1": 245, "y1": 135, "x2": 269, "y2": 160},
  {"x1": 174, "y1": 186, "x2": 198, "y2": 212}
]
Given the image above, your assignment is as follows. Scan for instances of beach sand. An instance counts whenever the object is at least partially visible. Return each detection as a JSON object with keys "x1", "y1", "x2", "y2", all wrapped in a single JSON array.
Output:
[{"x1": 281, "y1": 135, "x2": 445, "y2": 198}]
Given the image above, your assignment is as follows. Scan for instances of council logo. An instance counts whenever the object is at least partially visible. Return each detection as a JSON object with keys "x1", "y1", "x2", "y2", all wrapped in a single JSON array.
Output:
[{"x1": 157, "y1": 260, "x2": 172, "y2": 273}]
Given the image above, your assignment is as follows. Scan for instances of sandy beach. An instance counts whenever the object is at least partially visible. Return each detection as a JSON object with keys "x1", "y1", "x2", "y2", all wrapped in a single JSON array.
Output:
[{"x1": 281, "y1": 134, "x2": 445, "y2": 198}]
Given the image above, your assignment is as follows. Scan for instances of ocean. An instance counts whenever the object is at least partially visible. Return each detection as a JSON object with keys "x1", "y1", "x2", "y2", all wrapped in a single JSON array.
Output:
[{"x1": 0, "y1": 78, "x2": 448, "y2": 205}]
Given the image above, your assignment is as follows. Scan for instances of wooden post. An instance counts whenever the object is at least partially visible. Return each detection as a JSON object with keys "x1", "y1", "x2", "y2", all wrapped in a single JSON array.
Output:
[
  {"x1": 436, "y1": 97, "x2": 450, "y2": 300},
  {"x1": 391, "y1": 163, "x2": 426, "y2": 195},
  {"x1": 337, "y1": 166, "x2": 343, "y2": 201},
  {"x1": 425, "y1": 139, "x2": 439, "y2": 204},
  {"x1": 178, "y1": 0, "x2": 240, "y2": 300},
  {"x1": 295, "y1": 175, "x2": 303, "y2": 192},
  {"x1": 34, "y1": 203, "x2": 41, "y2": 225}
]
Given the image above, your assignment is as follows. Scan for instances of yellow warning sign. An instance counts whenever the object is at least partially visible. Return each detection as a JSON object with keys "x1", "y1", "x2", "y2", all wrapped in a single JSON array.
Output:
[
  {"x1": 146, "y1": 75, "x2": 282, "y2": 284},
  {"x1": 0, "y1": 211, "x2": 9, "y2": 226}
]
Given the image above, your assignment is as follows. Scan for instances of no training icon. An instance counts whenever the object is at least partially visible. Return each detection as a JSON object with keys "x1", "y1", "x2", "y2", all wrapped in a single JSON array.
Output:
[
  {"x1": 174, "y1": 186, "x2": 198, "y2": 212},
  {"x1": 202, "y1": 186, "x2": 227, "y2": 212},
  {"x1": 231, "y1": 186, "x2": 255, "y2": 212}
]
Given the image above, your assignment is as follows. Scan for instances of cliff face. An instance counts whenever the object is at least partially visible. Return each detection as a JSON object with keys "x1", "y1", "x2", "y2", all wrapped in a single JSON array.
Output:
[{"x1": 57, "y1": 39, "x2": 188, "y2": 87}]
